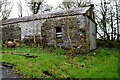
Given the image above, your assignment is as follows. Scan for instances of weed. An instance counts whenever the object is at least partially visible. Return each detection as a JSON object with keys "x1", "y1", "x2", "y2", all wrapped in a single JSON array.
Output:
[
  {"x1": 1, "y1": 47, "x2": 119, "y2": 78},
  {"x1": 49, "y1": 47, "x2": 56, "y2": 52},
  {"x1": 54, "y1": 48, "x2": 65, "y2": 55}
]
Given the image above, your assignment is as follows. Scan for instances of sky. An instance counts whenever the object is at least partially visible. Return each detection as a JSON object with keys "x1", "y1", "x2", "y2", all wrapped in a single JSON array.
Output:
[
  {"x1": 2, "y1": 0, "x2": 64, "y2": 19},
  {"x1": 0, "y1": 0, "x2": 117, "y2": 19},
  {"x1": 1, "y1": 0, "x2": 99, "y2": 19},
  {"x1": 0, "y1": 0, "x2": 119, "y2": 38}
]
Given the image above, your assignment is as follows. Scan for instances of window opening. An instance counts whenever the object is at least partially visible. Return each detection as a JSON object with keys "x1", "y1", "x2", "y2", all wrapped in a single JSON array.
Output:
[{"x1": 56, "y1": 27, "x2": 62, "y2": 39}]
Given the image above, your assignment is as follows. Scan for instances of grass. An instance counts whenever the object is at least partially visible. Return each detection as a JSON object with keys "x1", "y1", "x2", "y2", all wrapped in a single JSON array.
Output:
[{"x1": 1, "y1": 47, "x2": 119, "y2": 78}]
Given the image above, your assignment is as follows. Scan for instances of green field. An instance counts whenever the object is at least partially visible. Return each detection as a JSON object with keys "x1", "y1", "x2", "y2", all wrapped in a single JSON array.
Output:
[{"x1": 1, "y1": 47, "x2": 119, "y2": 78}]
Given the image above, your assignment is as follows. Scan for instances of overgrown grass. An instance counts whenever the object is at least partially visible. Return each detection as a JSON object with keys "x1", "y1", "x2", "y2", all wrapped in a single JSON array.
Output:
[
  {"x1": 97, "y1": 39, "x2": 120, "y2": 49},
  {"x1": 1, "y1": 47, "x2": 119, "y2": 78}
]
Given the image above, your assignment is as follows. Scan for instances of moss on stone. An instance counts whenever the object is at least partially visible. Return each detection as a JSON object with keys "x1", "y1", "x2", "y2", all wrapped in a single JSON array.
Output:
[
  {"x1": 65, "y1": 46, "x2": 71, "y2": 50},
  {"x1": 75, "y1": 48, "x2": 81, "y2": 54}
]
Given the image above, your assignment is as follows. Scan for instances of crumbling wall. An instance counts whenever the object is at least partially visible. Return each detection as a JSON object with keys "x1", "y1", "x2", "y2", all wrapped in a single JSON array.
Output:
[
  {"x1": 0, "y1": 6, "x2": 97, "y2": 53},
  {"x1": 1, "y1": 20, "x2": 46, "y2": 41},
  {"x1": 18, "y1": 20, "x2": 46, "y2": 41},
  {"x1": 1, "y1": 15, "x2": 90, "y2": 53},
  {"x1": 2, "y1": 24, "x2": 21, "y2": 41},
  {"x1": 42, "y1": 15, "x2": 88, "y2": 52}
]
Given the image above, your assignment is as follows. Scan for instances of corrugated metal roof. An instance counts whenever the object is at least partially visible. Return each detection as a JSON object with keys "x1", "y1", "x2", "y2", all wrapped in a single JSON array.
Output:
[{"x1": 1, "y1": 6, "x2": 91, "y2": 25}]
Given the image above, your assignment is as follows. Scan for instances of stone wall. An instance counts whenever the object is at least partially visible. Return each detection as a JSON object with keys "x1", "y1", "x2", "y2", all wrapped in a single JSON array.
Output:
[
  {"x1": 1, "y1": 15, "x2": 90, "y2": 52},
  {"x1": 41, "y1": 15, "x2": 88, "y2": 52},
  {"x1": 18, "y1": 20, "x2": 46, "y2": 40},
  {"x1": 1, "y1": 20, "x2": 46, "y2": 41},
  {"x1": 1, "y1": 14, "x2": 90, "y2": 52},
  {"x1": 2, "y1": 24, "x2": 21, "y2": 41},
  {"x1": 0, "y1": 6, "x2": 97, "y2": 53}
]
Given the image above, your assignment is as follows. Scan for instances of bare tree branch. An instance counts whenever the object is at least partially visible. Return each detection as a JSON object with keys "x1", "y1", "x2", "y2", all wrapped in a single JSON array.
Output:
[
  {"x1": 1, "y1": 0, "x2": 14, "y2": 20},
  {"x1": 17, "y1": 0, "x2": 23, "y2": 17}
]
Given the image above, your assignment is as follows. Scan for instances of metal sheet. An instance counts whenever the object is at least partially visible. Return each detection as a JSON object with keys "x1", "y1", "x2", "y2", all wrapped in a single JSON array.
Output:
[{"x1": 89, "y1": 19, "x2": 97, "y2": 50}]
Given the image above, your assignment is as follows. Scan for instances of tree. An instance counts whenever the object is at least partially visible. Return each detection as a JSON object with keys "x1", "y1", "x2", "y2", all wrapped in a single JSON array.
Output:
[
  {"x1": 17, "y1": 0, "x2": 23, "y2": 17},
  {"x1": 63, "y1": 1, "x2": 74, "y2": 54},
  {"x1": 0, "y1": 0, "x2": 3, "y2": 12},
  {"x1": 1, "y1": 0, "x2": 14, "y2": 20},
  {"x1": 73, "y1": 0, "x2": 89, "y2": 7},
  {"x1": 115, "y1": 1, "x2": 119, "y2": 40},
  {"x1": 26, "y1": 0, "x2": 52, "y2": 14},
  {"x1": 109, "y1": 2, "x2": 115, "y2": 40},
  {"x1": 95, "y1": 0, "x2": 111, "y2": 40},
  {"x1": 58, "y1": 0, "x2": 74, "y2": 10},
  {"x1": 95, "y1": 0, "x2": 120, "y2": 41},
  {"x1": 32, "y1": 0, "x2": 37, "y2": 47},
  {"x1": 57, "y1": 0, "x2": 91, "y2": 54},
  {"x1": 57, "y1": 0, "x2": 88, "y2": 10},
  {"x1": 26, "y1": 0, "x2": 53, "y2": 47}
]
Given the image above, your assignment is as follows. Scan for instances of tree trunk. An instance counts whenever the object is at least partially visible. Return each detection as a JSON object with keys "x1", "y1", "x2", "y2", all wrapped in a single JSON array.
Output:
[
  {"x1": 116, "y1": 2, "x2": 119, "y2": 41},
  {"x1": 33, "y1": 0, "x2": 37, "y2": 47},
  {"x1": 110, "y1": 12, "x2": 114, "y2": 40},
  {"x1": 66, "y1": 8, "x2": 74, "y2": 55}
]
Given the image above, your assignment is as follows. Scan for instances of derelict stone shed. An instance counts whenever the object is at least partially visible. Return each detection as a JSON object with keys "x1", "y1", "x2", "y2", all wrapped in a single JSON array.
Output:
[{"x1": 1, "y1": 5, "x2": 97, "y2": 53}]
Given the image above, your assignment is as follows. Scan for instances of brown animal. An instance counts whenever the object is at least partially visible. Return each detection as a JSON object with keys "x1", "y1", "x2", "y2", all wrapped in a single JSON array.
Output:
[{"x1": 7, "y1": 41, "x2": 16, "y2": 48}]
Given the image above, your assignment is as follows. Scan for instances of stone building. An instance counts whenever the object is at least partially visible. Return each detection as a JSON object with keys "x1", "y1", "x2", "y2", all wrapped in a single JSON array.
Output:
[{"x1": 0, "y1": 5, "x2": 97, "y2": 53}]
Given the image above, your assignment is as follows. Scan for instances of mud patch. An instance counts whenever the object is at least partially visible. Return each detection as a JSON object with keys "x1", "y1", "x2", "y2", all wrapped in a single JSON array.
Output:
[
  {"x1": 2, "y1": 62, "x2": 16, "y2": 68},
  {"x1": 43, "y1": 71, "x2": 55, "y2": 78},
  {"x1": 1, "y1": 63, "x2": 24, "y2": 78},
  {"x1": 23, "y1": 53, "x2": 37, "y2": 58}
]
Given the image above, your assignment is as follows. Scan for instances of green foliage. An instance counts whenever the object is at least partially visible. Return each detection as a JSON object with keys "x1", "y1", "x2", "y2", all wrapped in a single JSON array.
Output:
[
  {"x1": 88, "y1": 52, "x2": 96, "y2": 57},
  {"x1": 1, "y1": 47, "x2": 119, "y2": 78},
  {"x1": 97, "y1": 39, "x2": 120, "y2": 49},
  {"x1": 65, "y1": 46, "x2": 71, "y2": 50},
  {"x1": 75, "y1": 48, "x2": 81, "y2": 54},
  {"x1": 75, "y1": 55, "x2": 88, "y2": 62},
  {"x1": 54, "y1": 48, "x2": 65, "y2": 55},
  {"x1": 49, "y1": 47, "x2": 56, "y2": 51},
  {"x1": 61, "y1": 45, "x2": 66, "y2": 50}
]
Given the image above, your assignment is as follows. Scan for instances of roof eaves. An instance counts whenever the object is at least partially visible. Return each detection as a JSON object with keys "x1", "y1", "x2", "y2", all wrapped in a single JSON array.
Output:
[{"x1": 1, "y1": 6, "x2": 91, "y2": 25}]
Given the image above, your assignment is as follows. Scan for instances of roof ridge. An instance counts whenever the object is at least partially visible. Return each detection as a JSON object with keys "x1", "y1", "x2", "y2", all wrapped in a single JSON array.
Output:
[{"x1": 1, "y1": 6, "x2": 91, "y2": 25}]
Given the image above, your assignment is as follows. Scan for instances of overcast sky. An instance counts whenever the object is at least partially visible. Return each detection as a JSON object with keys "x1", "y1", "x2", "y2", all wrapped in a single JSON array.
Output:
[
  {"x1": 1, "y1": 0, "x2": 117, "y2": 19},
  {"x1": 4, "y1": 0, "x2": 64, "y2": 19}
]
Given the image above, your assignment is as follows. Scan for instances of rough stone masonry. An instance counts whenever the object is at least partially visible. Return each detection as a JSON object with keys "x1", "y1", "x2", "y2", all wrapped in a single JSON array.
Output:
[{"x1": 0, "y1": 5, "x2": 97, "y2": 53}]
